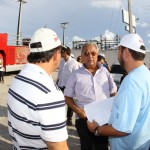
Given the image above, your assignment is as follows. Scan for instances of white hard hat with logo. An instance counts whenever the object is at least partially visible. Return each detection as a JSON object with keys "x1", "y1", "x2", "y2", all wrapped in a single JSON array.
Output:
[
  {"x1": 118, "y1": 33, "x2": 146, "y2": 54},
  {"x1": 29, "y1": 28, "x2": 62, "y2": 53}
]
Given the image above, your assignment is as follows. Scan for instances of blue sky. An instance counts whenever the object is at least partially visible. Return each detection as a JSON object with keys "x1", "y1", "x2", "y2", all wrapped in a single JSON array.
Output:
[{"x1": 0, "y1": 0, "x2": 150, "y2": 50}]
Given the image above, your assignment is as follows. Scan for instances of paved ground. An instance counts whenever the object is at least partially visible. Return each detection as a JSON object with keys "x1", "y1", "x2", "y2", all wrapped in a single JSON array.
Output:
[{"x1": 0, "y1": 70, "x2": 80, "y2": 150}]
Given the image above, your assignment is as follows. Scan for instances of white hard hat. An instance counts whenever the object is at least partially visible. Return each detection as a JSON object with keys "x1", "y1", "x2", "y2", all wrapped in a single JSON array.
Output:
[
  {"x1": 118, "y1": 33, "x2": 146, "y2": 54},
  {"x1": 30, "y1": 28, "x2": 62, "y2": 53}
]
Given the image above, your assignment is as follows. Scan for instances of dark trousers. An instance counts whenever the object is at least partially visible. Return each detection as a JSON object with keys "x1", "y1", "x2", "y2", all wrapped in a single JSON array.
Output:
[
  {"x1": 59, "y1": 86, "x2": 73, "y2": 121},
  {"x1": 75, "y1": 118, "x2": 108, "y2": 150},
  {"x1": 67, "y1": 106, "x2": 73, "y2": 120}
]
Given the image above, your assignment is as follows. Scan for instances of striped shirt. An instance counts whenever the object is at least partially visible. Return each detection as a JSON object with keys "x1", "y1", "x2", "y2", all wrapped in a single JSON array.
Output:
[{"x1": 7, "y1": 63, "x2": 68, "y2": 150}]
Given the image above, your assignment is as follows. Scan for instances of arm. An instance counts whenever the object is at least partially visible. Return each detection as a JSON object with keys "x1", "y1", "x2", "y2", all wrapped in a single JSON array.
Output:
[
  {"x1": 65, "y1": 96, "x2": 87, "y2": 119},
  {"x1": 87, "y1": 120, "x2": 128, "y2": 137},
  {"x1": 107, "y1": 70, "x2": 117, "y2": 96},
  {"x1": 44, "y1": 140, "x2": 69, "y2": 150},
  {"x1": 56, "y1": 79, "x2": 59, "y2": 85}
]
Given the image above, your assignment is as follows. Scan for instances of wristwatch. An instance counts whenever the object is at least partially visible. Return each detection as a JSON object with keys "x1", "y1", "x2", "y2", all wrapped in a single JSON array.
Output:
[{"x1": 94, "y1": 126, "x2": 99, "y2": 136}]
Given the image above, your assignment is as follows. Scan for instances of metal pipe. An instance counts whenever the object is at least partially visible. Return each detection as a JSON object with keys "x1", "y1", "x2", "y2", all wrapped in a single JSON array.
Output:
[
  {"x1": 16, "y1": 0, "x2": 22, "y2": 45},
  {"x1": 128, "y1": 0, "x2": 133, "y2": 33}
]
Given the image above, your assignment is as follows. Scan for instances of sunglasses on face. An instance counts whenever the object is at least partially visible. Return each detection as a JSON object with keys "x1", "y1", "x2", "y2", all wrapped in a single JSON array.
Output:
[{"x1": 83, "y1": 51, "x2": 97, "y2": 57}]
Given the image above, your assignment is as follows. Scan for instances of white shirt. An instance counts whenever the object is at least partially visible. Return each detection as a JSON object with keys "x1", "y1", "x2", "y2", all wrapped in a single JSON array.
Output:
[
  {"x1": 7, "y1": 63, "x2": 68, "y2": 150},
  {"x1": 64, "y1": 64, "x2": 117, "y2": 109},
  {"x1": 58, "y1": 57, "x2": 79, "y2": 87},
  {"x1": 57, "y1": 58, "x2": 65, "y2": 87}
]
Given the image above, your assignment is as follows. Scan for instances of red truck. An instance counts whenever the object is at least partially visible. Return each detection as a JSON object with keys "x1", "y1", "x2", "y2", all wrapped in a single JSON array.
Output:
[{"x1": 0, "y1": 33, "x2": 30, "y2": 72}]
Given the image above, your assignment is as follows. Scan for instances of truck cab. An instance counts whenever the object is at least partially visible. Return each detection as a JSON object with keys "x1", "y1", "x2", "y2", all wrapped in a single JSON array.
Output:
[{"x1": 0, "y1": 33, "x2": 30, "y2": 72}]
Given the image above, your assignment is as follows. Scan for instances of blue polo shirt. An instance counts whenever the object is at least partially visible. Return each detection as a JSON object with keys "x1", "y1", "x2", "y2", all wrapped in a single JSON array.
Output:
[{"x1": 109, "y1": 65, "x2": 150, "y2": 150}]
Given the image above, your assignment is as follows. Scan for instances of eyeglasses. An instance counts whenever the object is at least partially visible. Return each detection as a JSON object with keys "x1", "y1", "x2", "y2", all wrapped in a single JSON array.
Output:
[{"x1": 83, "y1": 51, "x2": 97, "y2": 57}]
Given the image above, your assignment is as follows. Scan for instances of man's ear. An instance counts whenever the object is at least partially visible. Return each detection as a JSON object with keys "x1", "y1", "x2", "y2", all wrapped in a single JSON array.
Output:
[
  {"x1": 52, "y1": 50, "x2": 59, "y2": 62},
  {"x1": 124, "y1": 48, "x2": 131, "y2": 60}
]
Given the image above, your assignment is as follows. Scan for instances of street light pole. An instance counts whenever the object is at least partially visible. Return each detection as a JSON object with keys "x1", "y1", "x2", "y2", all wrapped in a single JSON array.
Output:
[
  {"x1": 128, "y1": 0, "x2": 133, "y2": 33},
  {"x1": 16, "y1": 0, "x2": 27, "y2": 45},
  {"x1": 60, "y1": 22, "x2": 68, "y2": 46},
  {"x1": 135, "y1": 18, "x2": 139, "y2": 33}
]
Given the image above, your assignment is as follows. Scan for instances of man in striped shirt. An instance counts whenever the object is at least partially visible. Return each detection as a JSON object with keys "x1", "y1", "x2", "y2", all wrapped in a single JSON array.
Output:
[{"x1": 7, "y1": 28, "x2": 69, "y2": 150}]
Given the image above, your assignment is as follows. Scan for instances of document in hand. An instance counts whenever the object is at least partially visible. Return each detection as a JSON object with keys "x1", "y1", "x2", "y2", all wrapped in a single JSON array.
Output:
[{"x1": 84, "y1": 97, "x2": 114, "y2": 126}]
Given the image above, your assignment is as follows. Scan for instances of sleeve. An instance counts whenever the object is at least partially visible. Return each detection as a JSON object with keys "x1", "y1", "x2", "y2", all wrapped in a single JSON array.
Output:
[
  {"x1": 37, "y1": 92, "x2": 68, "y2": 142},
  {"x1": 57, "y1": 60, "x2": 63, "y2": 79},
  {"x1": 64, "y1": 72, "x2": 76, "y2": 98},
  {"x1": 106, "y1": 70, "x2": 117, "y2": 94},
  {"x1": 111, "y1": 79, "x2": 142, "y2": 133},
  {"x1": 70, "y1": 60, "x2": 79, "y2": 73}
]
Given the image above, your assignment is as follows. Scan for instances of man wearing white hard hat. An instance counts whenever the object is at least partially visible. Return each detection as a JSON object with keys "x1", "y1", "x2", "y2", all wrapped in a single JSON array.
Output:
[
  {"x1": 7, "y1": 28, "x2": 69, "y2": 150},
  {"x1": 87, "y1": 33, "x2": 150, "y2": 150}
]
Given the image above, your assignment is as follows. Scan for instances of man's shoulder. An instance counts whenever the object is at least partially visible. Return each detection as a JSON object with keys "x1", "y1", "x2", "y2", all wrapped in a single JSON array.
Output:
[
  {"x1": 68, "y1": 57, "x2": 78, "y2": 63},
  {"x1": 72, "y1": 67, "x2": 87, "y2": 76},
  {"x1": 98, "y1": 64, "x2": 108, "y2": 73}
]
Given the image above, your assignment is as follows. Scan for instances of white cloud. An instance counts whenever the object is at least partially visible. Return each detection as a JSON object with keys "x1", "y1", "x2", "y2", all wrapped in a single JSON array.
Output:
[
  {"x1": 73, "y1": 30, "x2": 117, "y2": 42},
  {"x1": 91, "y1": 0, "x2": 121, "y2": 9},
  {"x1": 102, "y1": 30, "x2": 116, "y2": 40},
  {"x1": 137, "y1": 22, "x2": 149, "y2": 28},
  {"x1": 138, "y1": 5, "x2": 150, "y2": 14},
  {"x1": 92, "y1": 36, "x2": 100, "y2": 41},
  {"x1": 147, "y1": 34, "x2": 150, "y2": 37},
  {"x1": 72, "y1": 30, "x2": 117, "y2": 42},
  {"x1": 72, "y1": 36, "x2": 85, "y2": 41}
]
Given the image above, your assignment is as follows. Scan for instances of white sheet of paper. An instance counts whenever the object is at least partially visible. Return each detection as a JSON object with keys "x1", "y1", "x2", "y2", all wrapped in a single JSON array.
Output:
[{"x1": 84, "y1": 97, "x2": 114, "y2": 126}]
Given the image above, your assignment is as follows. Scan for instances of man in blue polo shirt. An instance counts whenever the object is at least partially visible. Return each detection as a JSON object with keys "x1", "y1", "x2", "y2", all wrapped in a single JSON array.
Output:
[{"x1": 87, "y1": 33, "x2": 150, "y2": 150}]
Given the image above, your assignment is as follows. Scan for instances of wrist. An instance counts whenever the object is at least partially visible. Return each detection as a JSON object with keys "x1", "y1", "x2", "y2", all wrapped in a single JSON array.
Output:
[{"x1": 94, "y1": 126, "x2": 100, "y2": 136}]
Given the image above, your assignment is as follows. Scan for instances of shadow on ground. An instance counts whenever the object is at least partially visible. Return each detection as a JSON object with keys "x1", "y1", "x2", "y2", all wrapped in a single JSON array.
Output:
[
  {"x1": 0, "y1": 105, "x2": 7, "y2": 118},
  {"x1": 0, "y1": 124, "x2": 11, "y2": 141},
  {"x1": 0, "y1": 123, "x2": 13, "y2": 150},
  {"x1": 67, "y1": 125, "x2": 81, "y2": 150},
  {"x1": 0, "y1": 140, "x2": 12, "y2": 150}
]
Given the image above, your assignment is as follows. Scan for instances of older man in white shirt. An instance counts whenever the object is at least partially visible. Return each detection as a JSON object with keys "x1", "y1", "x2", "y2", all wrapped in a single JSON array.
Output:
[
  {"x1": 64, "y1": 42, "x2": 117, "y2": 150},
  {"x1": 57, "y1": 46, "x2": 79, "y2": 126}
]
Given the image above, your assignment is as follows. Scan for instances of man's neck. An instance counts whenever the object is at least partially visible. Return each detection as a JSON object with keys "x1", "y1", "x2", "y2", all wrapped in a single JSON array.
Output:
[
  {"x1": 64, "y1": 55, "x2": 70, "y2": 62},
  {"x1": 84, "y1": 64, "x2": 99, "y2": 76},
  {"x1": 125, "y1": 60, "x2": 144, "y2": 73},
  {"x1": 35, "y1": 61, "x2": 54, "y2": 76}
]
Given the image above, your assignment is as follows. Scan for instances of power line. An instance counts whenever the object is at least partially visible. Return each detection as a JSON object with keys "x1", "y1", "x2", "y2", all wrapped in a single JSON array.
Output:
[
  {"x1": 0, "y1": 1, "x2": 17, "y2": 12},
  {"x1": 0, "y1": 1, "x2": 17, "y2": 8},
  {"x1": 108, "y1": 0, "x2": 116, "y2": 31},
  {"x1": 114, "y1": 0, "x2": 124, "y2": 33}
]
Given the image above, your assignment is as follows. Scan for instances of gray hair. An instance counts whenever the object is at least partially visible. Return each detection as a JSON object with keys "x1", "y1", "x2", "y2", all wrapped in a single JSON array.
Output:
[{"x1": 81, "y1": 42, "x2": 99, "y2": 53}]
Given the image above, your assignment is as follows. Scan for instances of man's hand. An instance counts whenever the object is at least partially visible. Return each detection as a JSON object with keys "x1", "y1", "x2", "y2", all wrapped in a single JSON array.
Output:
[
  {"x1": 77, "y1": 108, "x2": 87, "y2": 119},
  {"x1": 87, "y1": 120, "x2": 99, "y2": 133}
]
